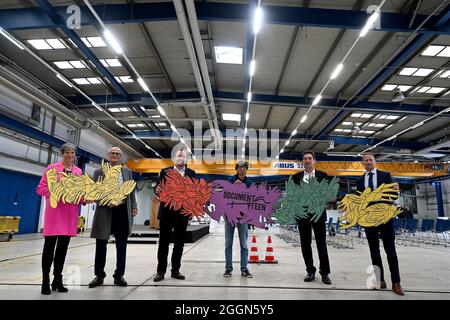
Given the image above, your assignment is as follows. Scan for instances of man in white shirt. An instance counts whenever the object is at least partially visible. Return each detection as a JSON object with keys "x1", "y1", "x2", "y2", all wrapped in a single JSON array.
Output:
[
  {"x1": 357, "y1": 152, "x2": 404, "y2": 296},
  {"x1": 153, "y1": 148, "x2": 196, "y2": 282},
  {"x1": 292, "y1": 150, "x2": 332, "y2": 285}
]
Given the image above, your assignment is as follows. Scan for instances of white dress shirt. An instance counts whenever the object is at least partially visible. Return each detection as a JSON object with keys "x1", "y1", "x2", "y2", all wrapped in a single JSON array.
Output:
[
  {"x1": 174, "y1": 165, "x2": 186, "y2": 177},
  {"x1": 303, "y1": 169, "x2": 316, "y2": 183},
  {"x1": 118, "y1": 166, "x2": 124, "y2": 187},
  {"x1": 364, "y1": 169, "x2": 377, "y2": 189},
  {"x1": 117, "y1": 166, "x2": 125, "y2": 205}
]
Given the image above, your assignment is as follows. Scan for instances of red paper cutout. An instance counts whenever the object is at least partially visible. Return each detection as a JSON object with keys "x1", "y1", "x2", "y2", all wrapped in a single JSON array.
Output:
[{"x1": 159, "y1": 169, "x2": 212, "y2": 218}]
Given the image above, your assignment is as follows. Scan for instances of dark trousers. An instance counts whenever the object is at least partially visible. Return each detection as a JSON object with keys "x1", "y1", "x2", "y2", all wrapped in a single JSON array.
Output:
[
  {"x1": 157, "y1": 212, "x2": 189, "y2": 274},
  {"x1": 94, "y1": 204, "x2": 129, "y2": 278},
  {"x1": 365, "y1": 219, "x2": 401, "y2": 284},
  {"x1": 42, "y1": 236, "x2": 71, "y2": 278},
  {"x1": 297, "y1": 218, "x2": 330, "y2": 276}
]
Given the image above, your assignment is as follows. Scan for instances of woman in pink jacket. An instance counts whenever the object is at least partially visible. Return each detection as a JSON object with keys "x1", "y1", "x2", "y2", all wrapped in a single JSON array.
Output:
[{"x1": 36, "y1": 143, "x2": 83, "y2": 295}]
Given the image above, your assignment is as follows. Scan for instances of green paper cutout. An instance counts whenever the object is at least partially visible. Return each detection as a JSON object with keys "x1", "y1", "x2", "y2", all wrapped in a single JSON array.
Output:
[{"x1": 275, "y1": 176, "x2": 339, "y2": 224}]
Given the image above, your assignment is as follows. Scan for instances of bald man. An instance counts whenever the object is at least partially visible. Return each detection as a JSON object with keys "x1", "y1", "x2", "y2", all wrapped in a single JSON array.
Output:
[{"x1": 89, "y1": 147, "x2": 138, "y2": 288}]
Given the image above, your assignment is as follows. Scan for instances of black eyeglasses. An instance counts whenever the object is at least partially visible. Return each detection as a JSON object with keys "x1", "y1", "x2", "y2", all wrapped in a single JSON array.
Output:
[{"x1": 109, "y1": 152, "x2": 122, "y2": 156}]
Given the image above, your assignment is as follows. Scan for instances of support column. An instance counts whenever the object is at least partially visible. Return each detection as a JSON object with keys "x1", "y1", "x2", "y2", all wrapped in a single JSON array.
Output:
[{"x1": 433, "y1": 181, "x2": 444, "y2": 217}]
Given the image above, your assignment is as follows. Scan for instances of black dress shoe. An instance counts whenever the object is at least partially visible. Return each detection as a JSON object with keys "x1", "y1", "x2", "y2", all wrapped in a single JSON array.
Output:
[
  {"x1": 153, "y1": 273, "x2": 164, "y2": 282},
  {"x1": 52, "y1": 275, "x2": 68, "y2": 292},
  {"x1": 304, "y1": 273, "x2": 315, "y2": 282},
  {"x1": 41, "y1": 284, "x2": 51, "y2": 295},
  {"x1": 113, "y1": 276, "x2": 128, "y2": 287},
  {"x1": 41, "y1": 275, "x2": 51, "y2": 295},
  {"x1": 171, "y1": 271, "x2": 185, "y2": 280},
  {"x1": 89, "y1": 276, "x2": 104, "y2": 288},
  {"x1": 51, "y1": 282, "x2": 68, "y2": 292},
  {"x1": 321, "y1": 275, "x2": 332, "y2": 285}
]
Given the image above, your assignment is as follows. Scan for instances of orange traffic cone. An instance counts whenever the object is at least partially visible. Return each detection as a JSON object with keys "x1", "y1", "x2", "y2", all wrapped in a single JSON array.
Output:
[
  {"x1": 248, "y1": 235, "x2": 260, "y2": 263},
  {"x1": 262, "y1": 235, "x2": 278, "y2": 264}
]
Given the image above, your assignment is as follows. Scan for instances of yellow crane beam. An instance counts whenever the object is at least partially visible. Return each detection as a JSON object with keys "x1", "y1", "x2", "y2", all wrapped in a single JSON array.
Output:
[{"x1": 126, "y1": 159, "x2": 448, "y2": 178}]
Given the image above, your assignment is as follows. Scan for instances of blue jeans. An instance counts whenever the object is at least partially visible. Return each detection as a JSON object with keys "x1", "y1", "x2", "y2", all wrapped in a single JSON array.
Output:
[{"x1": 225, "y1": 221, "x2": 249, "y2": 272}]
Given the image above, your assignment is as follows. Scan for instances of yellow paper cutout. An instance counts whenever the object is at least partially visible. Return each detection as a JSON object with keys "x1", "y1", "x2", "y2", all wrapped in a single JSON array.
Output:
[
  {"x1": 338, "y1": 183, "x2": 402, "y2": 229},
  {"x1": 46, "y1": 161, "x2": 136, "y2": 208}
]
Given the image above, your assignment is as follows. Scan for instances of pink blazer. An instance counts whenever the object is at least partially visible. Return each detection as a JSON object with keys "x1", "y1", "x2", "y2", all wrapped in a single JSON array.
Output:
[{"x1": 36, "y1": 162, "x2": 83, "y2": 237}]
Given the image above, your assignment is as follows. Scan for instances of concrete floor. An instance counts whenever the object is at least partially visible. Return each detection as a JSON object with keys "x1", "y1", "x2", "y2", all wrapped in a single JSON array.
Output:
[{"x1": 0, "y1": 222, "x2": 449, "y2": 300}]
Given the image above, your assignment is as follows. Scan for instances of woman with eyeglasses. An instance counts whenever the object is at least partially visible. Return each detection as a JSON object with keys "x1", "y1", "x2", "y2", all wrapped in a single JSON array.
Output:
[{"x1": 36, "y1": 143, "x2": 83, "y2": 295}]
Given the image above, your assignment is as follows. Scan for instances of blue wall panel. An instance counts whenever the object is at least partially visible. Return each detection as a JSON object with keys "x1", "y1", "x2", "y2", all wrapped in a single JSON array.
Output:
[{"x1": 0, "y1": 168, "x2": 42, "y2": 234}]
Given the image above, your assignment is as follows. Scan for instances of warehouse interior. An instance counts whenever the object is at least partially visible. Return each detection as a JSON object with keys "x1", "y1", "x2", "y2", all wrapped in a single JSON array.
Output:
[{"x1": 0, "y1": 0, "x2": 449, "y2": 301}]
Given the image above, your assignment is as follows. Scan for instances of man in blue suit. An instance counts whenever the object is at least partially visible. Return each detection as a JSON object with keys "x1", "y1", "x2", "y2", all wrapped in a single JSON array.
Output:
[{"x1": 357, "y1": 153, "x2": 404, "y2": 295}]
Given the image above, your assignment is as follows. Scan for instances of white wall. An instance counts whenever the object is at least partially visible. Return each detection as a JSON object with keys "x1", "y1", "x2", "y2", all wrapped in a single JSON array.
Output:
[
  {"x1": 0, "y1": 154, "x2": 46, "y2": 177},
  {"x1": 79, "y1": 130, "x2": 133, "y2": 161},
  {"x1": 416, "y1": 183, "x2": 436, "y2": 220},
  {"x1": 134, "y1": 181, "x2": 155, "y2": 225},
  {"x1": 415, "y1": 180, "x2": 450, "y2": 221},
  {"x1": 0, "y1": 84, "x2": 34, "y2": 118},
  {"x1": 79, "y1": 130, "x2": 111, "y2": 160},
  {"x1": 0, "y1": 82, "x2": 134, "y2": 161},
  {"x1": 0, "y1": 134, "x2": 51, "y2": 165},
  {"x1": 442, "y1": 179, "x2": 450, "y2": 216}
]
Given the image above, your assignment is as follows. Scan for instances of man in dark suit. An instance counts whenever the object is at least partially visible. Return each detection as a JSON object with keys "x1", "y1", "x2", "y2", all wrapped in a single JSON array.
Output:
[
  {"x1": 357, "y1": 152, "x2": 404, "y2": 296},
  {"x1": 153, "y1": 148, "x2": 196, "y2": 282},
  {"x1": 89, "y1": 147, "x2": 138, "y2": 288},
  {"x1": 292, "y1": 150, "x2": 332, "y2": 285}
]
